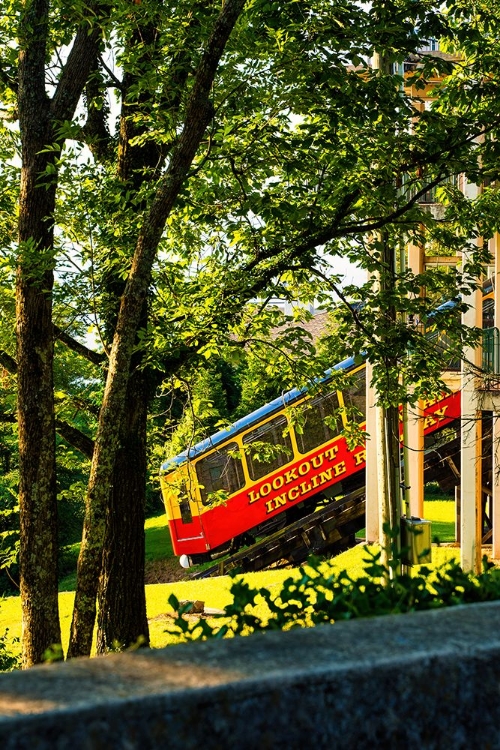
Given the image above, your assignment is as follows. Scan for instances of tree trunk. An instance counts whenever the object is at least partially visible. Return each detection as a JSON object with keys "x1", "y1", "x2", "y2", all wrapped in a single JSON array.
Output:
[
  {"x1": 96, "y1": 365, "x2": 150, "y2": 652},
  {"x1": 377, "y1": 402, "x2": 401, "y2": 571},
  {"x1": 16, "y1": 2, "x2": 102, "y2": 664},
  {"x1": 371, "y1": 48, "x2": 402, "y2": 573},
  {"x1": 93, "y1": 16, "x2": 163, "y2": 653},
  {"x1": 16, "y1": 0, "x2": 61, "y2": 667},
  {"x1": 68, "y1": 0, "x2": 246, "y2": 659},
  {"x1": 16, "y1": 247, "x2": 61, "y2": 668}
]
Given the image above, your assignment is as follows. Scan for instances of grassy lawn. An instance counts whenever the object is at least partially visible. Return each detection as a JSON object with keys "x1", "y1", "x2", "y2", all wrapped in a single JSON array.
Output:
[
  {"x1": 0, "y1": 544, "x2": 463, "y2": 657},
  {"x1": 1, "y1": 544, "x2": 460, "y2": 658},
  {"x1": 144, "y1": 515, "x2": 175, "y2": 561},
  {"x1": 0, "y1": 499, "x2": 459, "y2": 658},
  {"x1": 58, "y1": 515, "x2": 175, "y2": 592},
  {"x1": 356, "y1": 496, "x2": 456, "y2": 544},
  {"x1": 425, "y1": 499, "x2": 455, "y2": 544}
]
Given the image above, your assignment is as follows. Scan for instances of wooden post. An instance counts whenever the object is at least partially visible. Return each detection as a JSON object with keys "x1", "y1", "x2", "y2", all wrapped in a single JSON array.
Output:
[
  {"x1": 365, "y1": 359, "x2": 379, "y2": 542},
  {"x1": 493, "y1": 232, "x2": 500, "y2": 559},
  {"x1": 460, "y1": 229, "x2": 483, "y2": 572}
]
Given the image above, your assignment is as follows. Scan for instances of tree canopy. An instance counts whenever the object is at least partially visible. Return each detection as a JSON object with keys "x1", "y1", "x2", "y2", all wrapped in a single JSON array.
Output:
[{"x1": 1, "y1": 0, "x2": 500, "y2": 665}]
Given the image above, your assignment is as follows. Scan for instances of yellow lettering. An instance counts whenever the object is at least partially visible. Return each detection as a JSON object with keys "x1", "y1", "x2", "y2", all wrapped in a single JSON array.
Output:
[
  {"x1": 272, "y1": 475, "x2": 285, "y2": 490},
  {"x1": 319, "y1": 469, "x2": 333, "y2": 484},
  {"x1": 298, "y1": 461, "x2": 310, "y2": 476},
  {"x1": 288, "y1": 486, "x2": 300, "y2": 501},
  {"x1": 423, "y1": 415, "x2": 437, "y2": 430},
  {"x1": 299, "y1": 481, "x2": 312, "y2": 495},
  {"x1": 260, "y1": 482, "x2": 271, "y2": 497},
  {"x1": 248, "y1": 489, "x2": 260, "y2": 504},
  {"x1": 354, "y1": 450, "x2": 366, "y2": 466},
  {"x1": 333, "y1": 461, "x2": 347, "y2": 477},
  {"x1": 324, "y1": 446, "x2": 339, "y2": 461},
  {"x1": 284, "y1": 468, "x2": 298, "y2": 484},
  {"x1": 265, "y1": 495, "x2": 287, "y2": 514},
  {"x1": 311, "y1": 453, "x2": 325, "y2": 469},
  {"x1": 433, "y1": 405, "x2": 448, "y2": 421},
  {"x1": 310, "y1": 475, "x2": 322, "y2": 489}
]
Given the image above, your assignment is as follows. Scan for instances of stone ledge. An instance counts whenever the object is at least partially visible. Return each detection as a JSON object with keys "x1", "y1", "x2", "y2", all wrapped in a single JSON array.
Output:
[{"x1": 1, "y1": 601, "x2": 500, "y2": 748}]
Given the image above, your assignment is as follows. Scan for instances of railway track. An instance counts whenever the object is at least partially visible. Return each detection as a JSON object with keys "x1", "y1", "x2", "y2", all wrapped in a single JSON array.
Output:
[
  {"x1": 191, "y1": 487, "x2": 366, "y2": 579},
  {"x1": 190, "y1": 422, "x2": 474, "y2": 580}
]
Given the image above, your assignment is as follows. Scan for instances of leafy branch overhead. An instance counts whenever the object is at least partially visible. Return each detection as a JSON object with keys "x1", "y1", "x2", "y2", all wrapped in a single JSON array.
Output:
[{"x1": 3, "y1": 0, "x2": 500, "y2": 668}]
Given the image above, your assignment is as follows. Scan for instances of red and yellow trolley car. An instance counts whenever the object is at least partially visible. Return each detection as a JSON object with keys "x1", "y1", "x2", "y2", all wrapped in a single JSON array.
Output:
[{"x1": 160, "y1": 355, "x2": 461, "y2": 568}]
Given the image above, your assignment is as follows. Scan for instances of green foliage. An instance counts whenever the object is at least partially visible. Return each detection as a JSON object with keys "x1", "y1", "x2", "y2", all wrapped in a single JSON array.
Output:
[
  {"x1": 6, "y1": 0, "x2": 500, "y2": 660},
  {"x1": 0, "y1": 628, "x2": 20, "y2": 672},
  {"x1": 42, "y1": 643, "x2": 64, "y2": 664},
  {"x1": 157, "y1": 361, "x2": 240, "y2": 460},
  {"x1": 166, "y1": 527, "x2": 500, "y2": 643}
]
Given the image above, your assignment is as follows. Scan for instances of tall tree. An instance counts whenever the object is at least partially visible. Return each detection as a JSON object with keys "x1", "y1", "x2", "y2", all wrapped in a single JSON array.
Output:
[
  {"x1": 15, "y1": 0, "x2": 104, "y2": 666},
  {"x1": 3, "y1": 0, "x2": 500, "y2": 666},
  {"x1": 68, "y1": 0, "x2": 248, "y2": 658}
]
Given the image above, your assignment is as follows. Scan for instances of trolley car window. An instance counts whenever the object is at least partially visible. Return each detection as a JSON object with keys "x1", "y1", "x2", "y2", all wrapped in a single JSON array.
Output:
[
  {"x1": 483, "y1": 297, "x2": 494, "y2": 329},
  {"x1": 296, "y1": 391, "x2": 341, "y2": 454},
  {"x1": 343, "y1": 369, "x2": 366, "y2": 422},
  {"x1": 243, "y1": 415, "x2": 292, "y2": 481},
  {"x1": 177, "y1": 480, "x2": 193, "y2": 524},
  {"x1": 195, "y1": 442, "x2": 244, "y2": 505}
]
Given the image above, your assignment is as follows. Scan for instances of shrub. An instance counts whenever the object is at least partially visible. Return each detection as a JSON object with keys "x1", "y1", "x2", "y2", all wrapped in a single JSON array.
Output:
[
  {"x1": 167, "y1": 527, "x2": 500, "y2": 643},
  {"x1": 0, "y1": 628, "x2": 20, "y2": 671}
]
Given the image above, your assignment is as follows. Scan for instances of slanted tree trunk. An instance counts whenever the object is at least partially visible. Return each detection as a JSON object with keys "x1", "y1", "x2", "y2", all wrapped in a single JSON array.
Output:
[
  {"x1": 93, "y1": 16, "x2": 164, "y2": 652},
  {"x1": 69, "y1": 0, "x2": 248, "y2": 658},
  {"x1": 93, "y1": 13, "x2": 165, "y2": 651}
]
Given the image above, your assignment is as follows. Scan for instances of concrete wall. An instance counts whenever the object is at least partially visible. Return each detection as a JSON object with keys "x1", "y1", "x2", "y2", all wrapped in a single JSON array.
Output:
[{"x1": 1, "y1": 601, "x2": 500, "y2": 749}]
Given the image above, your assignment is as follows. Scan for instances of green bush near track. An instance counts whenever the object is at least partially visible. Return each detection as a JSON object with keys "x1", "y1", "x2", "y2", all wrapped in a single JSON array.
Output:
[{"x1": 0, "y1": 499, "x2": 458, "y2": 662}]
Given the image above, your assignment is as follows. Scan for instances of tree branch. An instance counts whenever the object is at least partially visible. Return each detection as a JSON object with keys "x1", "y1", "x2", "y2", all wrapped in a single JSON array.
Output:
[
  {"x1": 0, "y1": 65, "x2": 18, "y2": 96},
  {"x1": 0, "y1": 347, "x2": 96, "y2": 457},
  {"x1": 0, "y1": 350, "x2": 17, "y2": 375},
  {"x1": 81, "y1": 60, "x2": 114, "y2": 163},
  {"x1": 0, "y1": 412, "x2": 16, "y2": 423},
  {"x1": 55, "y1": 419, "x2": 94, "y2": 459},
  {"x1": 50, "y1": 20, "x2": 103, "y2": 122},
  {"x1": 53, "y1": 325, "x2": 106, "y2": 366},
  {"x1": 97, "y1": 54, "x2": 124, "y2": 92}
]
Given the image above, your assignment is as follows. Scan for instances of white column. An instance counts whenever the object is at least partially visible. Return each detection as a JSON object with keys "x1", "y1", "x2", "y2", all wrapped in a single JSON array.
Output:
[
  {"x1": 493, "y1": 233, "x2": 500, "y2": 559},
  {"x1": 406, "y1": 401, "x2": 424, "y2": 517},
  {"x1": 365, "y1": 360, "x2": 379, "y2": 542},
  {"x1": 406, "y1": 242, "x2": 425, "y2": 518},
  {"x1": 460, "y1": 241, "x2": 483, "y2": 572}
]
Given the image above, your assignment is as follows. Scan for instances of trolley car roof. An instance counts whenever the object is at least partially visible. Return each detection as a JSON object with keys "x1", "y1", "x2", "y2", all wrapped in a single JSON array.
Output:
[{"x1": 160, "y1": 356, "x2": 357, "y2": 474}]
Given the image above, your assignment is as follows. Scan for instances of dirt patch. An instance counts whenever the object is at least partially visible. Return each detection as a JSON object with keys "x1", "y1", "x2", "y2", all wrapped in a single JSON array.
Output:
[
  {"x1": 149, "y1": 600, "x2": 226, "y2": 623},
  {"x1": 144, "y1": 558, "x2": 191, "y2": 584}
]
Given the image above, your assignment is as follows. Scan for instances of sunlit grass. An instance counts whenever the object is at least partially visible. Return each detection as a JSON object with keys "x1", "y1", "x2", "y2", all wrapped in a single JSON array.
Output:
[
  {"x1": 145, "y1": 543, "x2": 464, "y2": 648},
  {"x1": 144, "y1": 514, "x2": 174, "y2": 561},
  {"x1": 1, "y1": 545, "x2": 463, "y2": 656},
  {"x1": 355, "y1": 497, "x2": 455, "y2": 543},
  {"x1": 0, "y1": 500, "x2": 461, "y2": 657},
  {"x1": 58, "y1": 514, "x2": 174, "y2": 592},
  {"x1": 424, "y1": 499, "x2": 455, "y2": 543}
]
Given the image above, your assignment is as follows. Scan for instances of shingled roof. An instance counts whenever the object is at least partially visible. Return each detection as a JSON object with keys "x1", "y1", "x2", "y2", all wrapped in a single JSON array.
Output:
[{"x1": 270, "y1": 310, "x2": 331, "y2": 344}]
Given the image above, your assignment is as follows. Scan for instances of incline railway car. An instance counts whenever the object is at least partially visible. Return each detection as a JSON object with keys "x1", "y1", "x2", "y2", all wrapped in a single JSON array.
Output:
[{"x1": 160, "y1": 356, "x2": 461, "y2": 569}]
